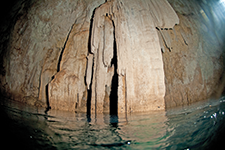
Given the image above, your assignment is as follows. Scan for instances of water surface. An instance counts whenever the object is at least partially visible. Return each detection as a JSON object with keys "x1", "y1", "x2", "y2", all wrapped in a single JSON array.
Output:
[{"x1": 1, "y1": 97, "x2": 225, "y2": 149}]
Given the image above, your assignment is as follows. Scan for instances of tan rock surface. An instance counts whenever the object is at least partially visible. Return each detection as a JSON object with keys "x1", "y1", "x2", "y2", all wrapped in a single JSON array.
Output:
[
  {"x1": 88, "y1": 0, "x2": 179, "y2": 113},
  {"x1": 0, "y1": 0, "x2": 225, "y2": 113},
  {"x1": 163, "y1": 0, "x2": 225, "y2": 108},
  {"x1": 0, "y1": 0, "x2": 105, "y2": 108}
]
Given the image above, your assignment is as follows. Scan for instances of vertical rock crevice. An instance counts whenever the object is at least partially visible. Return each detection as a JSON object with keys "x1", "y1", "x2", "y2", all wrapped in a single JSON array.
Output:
[
  {"x1": 109, "y1": 27, "x2": 118, "y2": 116},
  {"x1": 86, "y1": 8, "x2": 95, "y2": 116},
  {"x1": 57, "y1": 25, "x2": 74, "y2": 72}
]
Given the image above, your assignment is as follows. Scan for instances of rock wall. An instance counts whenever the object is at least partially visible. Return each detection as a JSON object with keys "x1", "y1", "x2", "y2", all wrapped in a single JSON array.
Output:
[
  {"x1": 48, "y1": 0, "x2": 179, "y2": 113},
  {"x1": 163, "y1": 0, "x2": 225, "y2": 108},
  {"x1": 0, "y1": 0, "x2": 105, "y2": 108},
  {"x1": 0, "y1": 0, "x2": 224, "y2": 113},
  {"x1": 87, "y1": 0, "x2": 178, "y2": 114}
]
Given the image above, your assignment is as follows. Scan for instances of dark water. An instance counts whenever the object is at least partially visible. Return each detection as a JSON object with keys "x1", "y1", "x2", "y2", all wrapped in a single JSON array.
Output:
[{"x1": 1, "y1": 97, "x2": 225, "y2": 150}]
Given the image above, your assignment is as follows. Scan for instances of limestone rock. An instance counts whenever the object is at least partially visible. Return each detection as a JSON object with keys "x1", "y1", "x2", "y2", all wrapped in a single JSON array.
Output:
[
  {"x1": 148, "y1": 0, "x2": 179, "y2": 28},
  {"x1": 47, "y1": 0, "x2": 106, "y2": 111},
  {"x1": 48, "y1": 24, "x2": 89, "y2": 111},
  {"x1": 163, "y1": 0, "x2": 225, "y2": 108},
  {"x1": 103, "y1": 16, "x2": 114, "y2": 67},
  {"x1": 158, "y1": 29, "x2": 172, "y2": 52},
  {"x1": 87, "y1": 0, "x2": 179, "y2": 113},
  {"x1": 1, "y1": 0, "x2": 225, "y2": 113},
  {"x1": 0, "y1": 0, "x2": 105, "y2": 108}
]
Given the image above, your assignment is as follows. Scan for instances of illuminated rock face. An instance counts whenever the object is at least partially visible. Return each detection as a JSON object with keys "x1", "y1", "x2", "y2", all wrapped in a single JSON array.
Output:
[
  {"x1": 0, "y1": 0, "x2": 225, "y2": 113},
  {"x1": 0, "y1": 0, "x2": 106, "y2": 109},
  {"x1": 86, "y1": 0, "x2": 179, "y2": 113},
  {"x1": 48, "y1": 0, "x2": 179, "y2": 113}
]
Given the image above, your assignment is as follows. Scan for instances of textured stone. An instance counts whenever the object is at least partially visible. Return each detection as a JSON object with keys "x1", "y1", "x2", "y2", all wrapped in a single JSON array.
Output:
[
  {"x1": 87, "y1": 0, "x2": 179, "y2": 113},
  {"x1": 0, "y1": 0, "x2": 105, "y2": 109},
  {"x1": 0, "y1": 0, "x2": 225, "y2": 113},
  {"x1": 47, "y1": 1, "x2": 106, "y2": 111},
  {"x1": 163, "y1": 0, "x2": 225, "y2": 108}
]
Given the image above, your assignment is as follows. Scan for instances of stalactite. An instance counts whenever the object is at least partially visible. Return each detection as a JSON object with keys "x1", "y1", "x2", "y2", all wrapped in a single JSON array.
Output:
[{"x1": 103, "y1": 16, "x2": 114, "y2": 67}]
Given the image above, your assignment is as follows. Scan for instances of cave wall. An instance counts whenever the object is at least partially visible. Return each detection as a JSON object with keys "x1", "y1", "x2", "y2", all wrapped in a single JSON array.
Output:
[
  {"x1": 0, "y1": 0, "x2": 225, "y2": 113},
  {"x1": 0, "y1": 0, "x2": 105, "y2": 107},
  {"x1": 163, "y1": 0, "x2": 225, "y2": 108},
  {"x1": 49, "y1": 0, "x2": 179, "y2": 113}
]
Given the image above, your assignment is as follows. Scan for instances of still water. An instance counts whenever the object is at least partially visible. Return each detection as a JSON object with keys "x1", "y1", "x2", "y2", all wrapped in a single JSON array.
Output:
[{"x1": 1, "y1": 97, "x2": 225, "y2": 150}]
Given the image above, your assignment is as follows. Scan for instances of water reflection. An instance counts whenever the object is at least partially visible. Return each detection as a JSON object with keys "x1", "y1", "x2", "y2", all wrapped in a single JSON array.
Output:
[
  {"x1": 1, "y1": 97, "x2": 225, "y2": 149},
  {"x1": 166, "y1": 98, "x2": 225, "y2": 150}
]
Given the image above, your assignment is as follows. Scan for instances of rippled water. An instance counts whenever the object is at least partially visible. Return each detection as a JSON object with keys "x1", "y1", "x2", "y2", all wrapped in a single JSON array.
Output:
[{"x1": 1, "y1": 97, "x2": 225, "y2": 150}]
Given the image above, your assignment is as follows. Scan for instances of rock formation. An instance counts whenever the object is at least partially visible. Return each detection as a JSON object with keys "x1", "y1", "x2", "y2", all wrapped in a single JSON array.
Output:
[
  {"x1": 86, "y1": 0, "x2": 179, "y2": 114},
  {"x1": 0, "y1": 0, "x2": 224, "y2": 113},
  {"x1": 163, "y1": 0, "x2": 225, "y2": 108}
]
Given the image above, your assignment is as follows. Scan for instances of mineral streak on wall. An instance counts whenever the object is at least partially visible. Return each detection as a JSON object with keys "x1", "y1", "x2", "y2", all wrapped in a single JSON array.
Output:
[{"x1": 0, "y1": 0, "x2": 225, "y2": 113}]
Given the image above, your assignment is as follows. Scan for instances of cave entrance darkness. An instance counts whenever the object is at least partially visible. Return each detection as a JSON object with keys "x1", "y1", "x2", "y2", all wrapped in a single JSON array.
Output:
[{"x1": 109, "y1": 35, "x2": 118, "y2": 116}]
